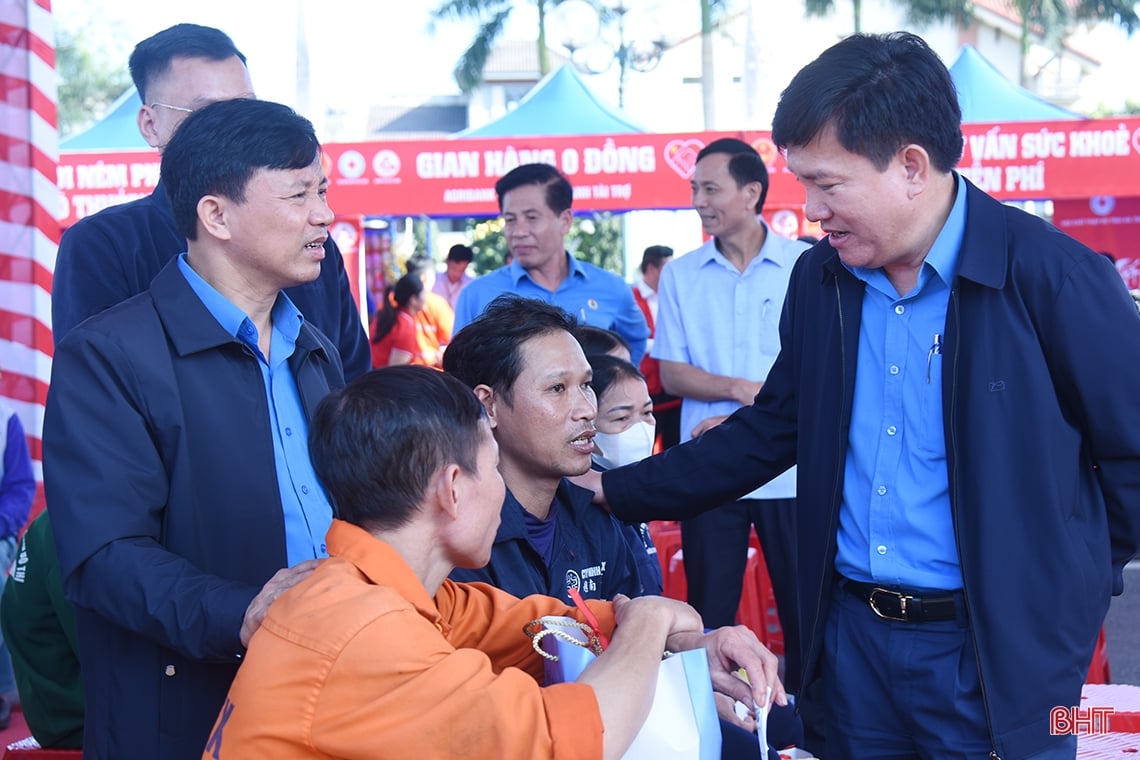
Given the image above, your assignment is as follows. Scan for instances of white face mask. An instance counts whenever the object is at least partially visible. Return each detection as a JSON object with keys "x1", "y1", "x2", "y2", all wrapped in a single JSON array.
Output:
[{"x1": 592, "y1": 420, "x2": 656, "y2": 470}]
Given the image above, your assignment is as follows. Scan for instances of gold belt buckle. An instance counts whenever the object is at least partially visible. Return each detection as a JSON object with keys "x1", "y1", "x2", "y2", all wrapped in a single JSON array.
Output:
[{"x1": 868, "y1": 587, "x2": 911, "y2": 621}]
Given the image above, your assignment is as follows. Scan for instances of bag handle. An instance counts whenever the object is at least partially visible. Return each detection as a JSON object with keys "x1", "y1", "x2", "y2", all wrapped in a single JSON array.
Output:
[{"x1": 524, "y1": 617, "x2": 605, "y2": 661}]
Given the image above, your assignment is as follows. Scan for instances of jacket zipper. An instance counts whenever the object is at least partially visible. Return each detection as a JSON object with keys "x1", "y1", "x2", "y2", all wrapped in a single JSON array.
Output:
[
  {"x1": 802, "y1": 275, "x2": 849, "y2": 690},
  {"x1": 947, "y1": 286, "x2": 1001, "y2": 759}
]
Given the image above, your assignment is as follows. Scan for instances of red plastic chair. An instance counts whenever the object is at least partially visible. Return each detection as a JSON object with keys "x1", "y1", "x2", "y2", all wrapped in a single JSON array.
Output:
[
  {"x1": 1086, "y1": 627, "x2": 1111, "y2": 684},
  {"x1": 647, "y1": 521, "x2": 683, "y2": 589},
  {"x1": 666, "y1": 547, "x2": 688, "y2": 603}
]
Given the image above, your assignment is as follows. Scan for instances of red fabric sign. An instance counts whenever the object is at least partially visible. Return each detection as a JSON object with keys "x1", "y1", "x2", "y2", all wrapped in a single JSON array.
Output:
[
  {"x1": 1052, "y1": 196, "x2": 1140, "y2": 290},
  {"x1": 57, "y1": 117, "x2": 1140, "y2": 226}
]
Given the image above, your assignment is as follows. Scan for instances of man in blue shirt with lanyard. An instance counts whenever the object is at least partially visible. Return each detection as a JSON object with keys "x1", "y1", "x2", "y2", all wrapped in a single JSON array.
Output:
[
  {"x1": 585, "y1": 32, "x2": 1140, "y2": 759},
  {"x1": 454, "y1": 163, "x2": 650, "y2": 364},
  {"x1": 43, "y1": 99, "x2": 343, "y2": 760}
]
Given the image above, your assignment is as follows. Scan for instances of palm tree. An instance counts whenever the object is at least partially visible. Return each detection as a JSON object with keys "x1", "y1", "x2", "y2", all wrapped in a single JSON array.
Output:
[
  {"x1": 432, "y1": 0, "x2": 562, "y2": 93},
  {"x1": 1010, "y1": 0, "x2": 1138, "y2": 87},
  {"x1": 803, "y1": 0, "x2": 971, "y2": 34}
]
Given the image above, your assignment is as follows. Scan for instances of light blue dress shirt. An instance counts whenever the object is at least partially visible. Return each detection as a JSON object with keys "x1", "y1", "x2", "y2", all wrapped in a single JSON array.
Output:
[
  {"x1": 652, "y1": 227, "x2": 807, "y2": 500},
  {"x1": 836, "y1": 175, "x2": 968, "y2": 590},
  {"x1": 454, "y1": 253, "x2": 650, "y2": 364},
  {"x1": 177, "y1": 255, "x2": 332, "y2": 566}
]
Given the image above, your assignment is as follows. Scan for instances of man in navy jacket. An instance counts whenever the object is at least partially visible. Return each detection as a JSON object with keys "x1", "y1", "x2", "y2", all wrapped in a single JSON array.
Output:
[
  {"x1": 591, "y1": 33, "x2": 1140, "y2": 759},
  {"x1": 51, "y1": 23, "x2": 369, "y2": 379},
  {"x1": 44, "y1": 100, "x2": 343, "y2": 759}
]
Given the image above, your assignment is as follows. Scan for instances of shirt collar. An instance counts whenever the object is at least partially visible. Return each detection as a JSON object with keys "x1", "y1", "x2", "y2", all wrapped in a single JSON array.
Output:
[
  {"x1": 698, "y1": 222, "x2": 798, "y2": 272},
  {"x1": 509, "y1": 251, "x2": 587, "y2": 286},
  {"x1": 846, "y1": 173, "x2": 967, "y2": 292},
  {"x1": 176, "y1": 253, "x2": 305, "y2": 346}
]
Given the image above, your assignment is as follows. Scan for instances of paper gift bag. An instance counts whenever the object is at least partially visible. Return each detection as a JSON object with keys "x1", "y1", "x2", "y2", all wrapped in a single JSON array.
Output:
[{"x1": 530, "y1": 615, "x2": 722, "y2": 760}]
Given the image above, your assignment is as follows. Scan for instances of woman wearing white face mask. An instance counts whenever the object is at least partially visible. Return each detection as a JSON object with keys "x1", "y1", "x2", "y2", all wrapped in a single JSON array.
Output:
[{"x1": 586, "y1": 354, "x2": 664, "y2": 596}]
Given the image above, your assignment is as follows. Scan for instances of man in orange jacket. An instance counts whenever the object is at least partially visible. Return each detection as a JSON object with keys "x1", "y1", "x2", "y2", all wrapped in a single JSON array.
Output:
[{"x1": 204, "y1": 367, "x2": 784, "y2": 760}]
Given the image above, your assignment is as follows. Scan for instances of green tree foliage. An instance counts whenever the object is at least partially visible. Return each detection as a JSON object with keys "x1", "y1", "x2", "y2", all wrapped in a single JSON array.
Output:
[
  {"x1": 465, "y1": 212, "x2": 624, "y2": 276},
  {"x1": 1010, "y1": 0, "x2": 1138, "y2": 86},
  {"x1": 432, "y1": 0, "x2": 561, "y2": 93},
  {"x1": 56, "y1": 28, "x2": 131, "y2": 138},
  {"x1": 803, "y1": 0, "x2": 971, "y2": 34}
]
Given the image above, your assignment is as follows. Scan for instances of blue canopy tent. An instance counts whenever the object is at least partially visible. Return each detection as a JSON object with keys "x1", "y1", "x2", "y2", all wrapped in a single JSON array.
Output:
[
  {"x1": 948, "y1": 45, "x2": 1080, "y2": 123},
  {"x1": 456, "y1": 65, "x2": 645, "y2": 138},
  {"x1": 61, "y1": 87, "x2": 150, "y2": 150}
]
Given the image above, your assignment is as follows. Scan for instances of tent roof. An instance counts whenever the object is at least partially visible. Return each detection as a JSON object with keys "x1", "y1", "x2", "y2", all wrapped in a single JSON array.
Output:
[
  {"x1": 61, "y1": 87, "x2": 150, "y2": 151},
  {"x1": 456, "y1": 65, "x2": 644, "y2": 138},
  {"x1": 949, "y1": 45, "x2": 1080, "y2": 123}
]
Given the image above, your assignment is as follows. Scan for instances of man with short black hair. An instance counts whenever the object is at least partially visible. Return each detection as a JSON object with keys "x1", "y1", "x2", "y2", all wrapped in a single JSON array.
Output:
[
  {"x1": 653, "y1": 138, "x2": 806, "y2": 701},
  {"x1": 589, "y1": 32, "x2": 1140, "y2": 758},
  {"x1": 433, "y1": 242, "x2": 474, "y2": 309},
  {"x1": 204, "y1": 365, "x2": 783, "y2": 759},
  {"x1": 52, "y1": 23, "x2": 368, "y2": 378},
  {"x1": 454, "y1": 164, "x2": 649, "y2": 363},
  {"x1": 445, "y1": 295, "x2": 647, "y2": 601},
  {"x1": 45, "y1": 98, "x2": 342, "y2": 760}
]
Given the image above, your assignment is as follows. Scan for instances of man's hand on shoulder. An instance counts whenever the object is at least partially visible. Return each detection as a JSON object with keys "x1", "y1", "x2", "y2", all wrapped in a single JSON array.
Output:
[{"x1": 239, "y1": 558, "x2": 322, "y2": 647}]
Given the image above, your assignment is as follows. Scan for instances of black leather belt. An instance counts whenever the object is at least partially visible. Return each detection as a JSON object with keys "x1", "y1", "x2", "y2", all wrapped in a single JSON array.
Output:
[{"x1": 841, "y1": 578, "x2": 963, "y2": 623}]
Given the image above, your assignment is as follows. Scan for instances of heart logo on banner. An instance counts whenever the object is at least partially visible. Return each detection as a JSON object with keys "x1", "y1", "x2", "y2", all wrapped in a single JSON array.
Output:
[{"x1": 664, "y1": 139, "x2": 704, "y2": 179}]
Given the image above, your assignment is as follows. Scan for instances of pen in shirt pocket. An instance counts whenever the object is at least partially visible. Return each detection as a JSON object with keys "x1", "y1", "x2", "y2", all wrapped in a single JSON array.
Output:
[{"x1": 926, "y1": 333, "x2": 942, "y2": 384}]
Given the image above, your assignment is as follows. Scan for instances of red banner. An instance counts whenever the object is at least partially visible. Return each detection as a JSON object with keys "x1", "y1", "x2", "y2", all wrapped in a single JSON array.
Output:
[
  {"x1": 1053, "y1": 196, "x2": 1140, "y2": 290},
  {"x1": 57, "y1": 117, "x2": 1140, "y2": 226}
]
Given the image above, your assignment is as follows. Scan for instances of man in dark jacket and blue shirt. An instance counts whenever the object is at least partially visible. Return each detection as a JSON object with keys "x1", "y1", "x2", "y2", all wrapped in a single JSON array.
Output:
[
  {"x1": 444, "y1": 295, "x2": 648, "y2": 601},
  {"x1": 584, "y1": 32, "x2": 1140, "y2": 760},
  {"x1": 51, "y1": 23, "x2": 369, "y2": 379},
  {"x1": 44, "y1": 99, "x2": 343, "y2": 760}
]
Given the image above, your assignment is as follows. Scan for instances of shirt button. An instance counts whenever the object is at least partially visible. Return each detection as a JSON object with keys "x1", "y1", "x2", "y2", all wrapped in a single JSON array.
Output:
[
  {"x1": 889, "y1": 365, "x2": 900, "y2": 375},
  {"x1": 301, "y1": 485, "x2": 310, "y2": 495},
  {"x1": 894, "y1": 305, "x2": 905, "y2": 315},
  {"x1": 877, "y1": 485, "x2": 887, "y2": 496},
  {"x1": 877, "y1": 545, "x2": 888, "y2": 555},
  {"x1": 886, "y1": 425, "x2": 897, "y2": 436},
  {"x1": 285, "y1": 427, "x2": 293, "y2": 436}
]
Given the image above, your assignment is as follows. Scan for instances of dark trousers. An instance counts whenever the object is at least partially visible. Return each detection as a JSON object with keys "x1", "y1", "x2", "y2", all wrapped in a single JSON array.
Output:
[
  {"x1": 681, "y1": 498, "x2": 800, "y2": 692},
  {"x1": 823, "y1": 579, "x2": 1078, "y2": 759}
]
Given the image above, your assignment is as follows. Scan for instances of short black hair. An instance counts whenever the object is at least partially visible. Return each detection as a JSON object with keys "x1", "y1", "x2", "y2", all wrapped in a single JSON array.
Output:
[
  {"x1": 405, "y1": 253, "x2": 435, "y2": 279},
  {"x1": 309, "y1": 366, "x2": 487, "y2": 532},
  {"x1": 771, "y1": 32, "x2": 963, "y2": 173},
  {"x1": 696, "y1": 138, "x2": 769, "y2": 214},
  {"x1": 588, "y1": 354, "x2": 645, "y2": 402},
  {"x1": 444, "y1": 294, "x2": 577, "y2": 403},
  {"x1": 494, "y1": 163, "x2": 573, "y2": 215},
  {"x1": 639, "y1": 245, "x2": 673, "y2": 274},
  {"x1": 161, "y1": 99, "x2": 320, "y2": 240},
  {"x1": 447, "y1": 244, "x2": 474, "y2": 263},
  {"x1": 128, "y1": 23, "x2": 247, "y2": 104},
  {"x1": 573, "y1": 325, "x2": 631, "y2": 359}
]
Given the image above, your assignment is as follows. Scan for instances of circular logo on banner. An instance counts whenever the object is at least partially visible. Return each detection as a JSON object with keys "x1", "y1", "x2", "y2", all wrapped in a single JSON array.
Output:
[
  {"x1": 565, "y1": 569, "x2": 581, "y2": 594},
  {"x1": 1090, "y1": 196, "x2": 1115, "y2": 216},
  {"x1": 330, "y1": 220, "x2": 359, "y2": 252},
  {"x1": 338, "y1": 150, "x2": 366, "y2": 179},
  {"x1": 752, "y1": 137, "x2": 779, "y2": 168},
  {"x1": 771, "y1": 209, "x2": 800, "y2": 239},
  {"x1": 373, "y1": 150, "x2": 401, "y2": 179},
  {"x1": 1133, "y1": 126, "x2": 1140, "y2": 156}
]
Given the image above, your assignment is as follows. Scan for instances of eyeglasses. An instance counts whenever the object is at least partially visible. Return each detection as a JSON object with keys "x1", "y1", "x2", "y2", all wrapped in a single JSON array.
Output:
[{"x1": 149, "y1": 102, "x2": 194, "y2": 114}]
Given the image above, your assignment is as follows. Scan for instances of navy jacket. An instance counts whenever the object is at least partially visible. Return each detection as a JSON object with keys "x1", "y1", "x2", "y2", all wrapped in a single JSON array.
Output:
[
  {"x1": 605, "y1": 179, "x2": 1140, "y2": 758},
  {"x1": 53, "y1": 181, "x2": 370, "y2": 379},
  {"x1": 44, "y1": 261, "x2": 344, "y2": 760},
  {"x1": 450, "y1": 480, "x2": 646, "y2": 602}
]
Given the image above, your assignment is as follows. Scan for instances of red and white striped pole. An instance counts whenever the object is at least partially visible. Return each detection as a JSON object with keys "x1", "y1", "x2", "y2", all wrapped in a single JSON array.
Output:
[{"x1": 0, "y1": 0, "x2": 59, "y2": 516}]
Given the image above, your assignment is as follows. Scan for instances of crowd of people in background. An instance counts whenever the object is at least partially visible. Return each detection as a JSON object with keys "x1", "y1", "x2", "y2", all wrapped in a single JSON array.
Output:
[{"x1": 0, "y1": 18, "x2": 1136, "y2": 760}]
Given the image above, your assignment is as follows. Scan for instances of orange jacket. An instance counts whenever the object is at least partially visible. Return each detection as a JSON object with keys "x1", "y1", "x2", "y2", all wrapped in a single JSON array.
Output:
[{"x1": 203, "y1": 520, "x2": 615, "y2": 760}]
